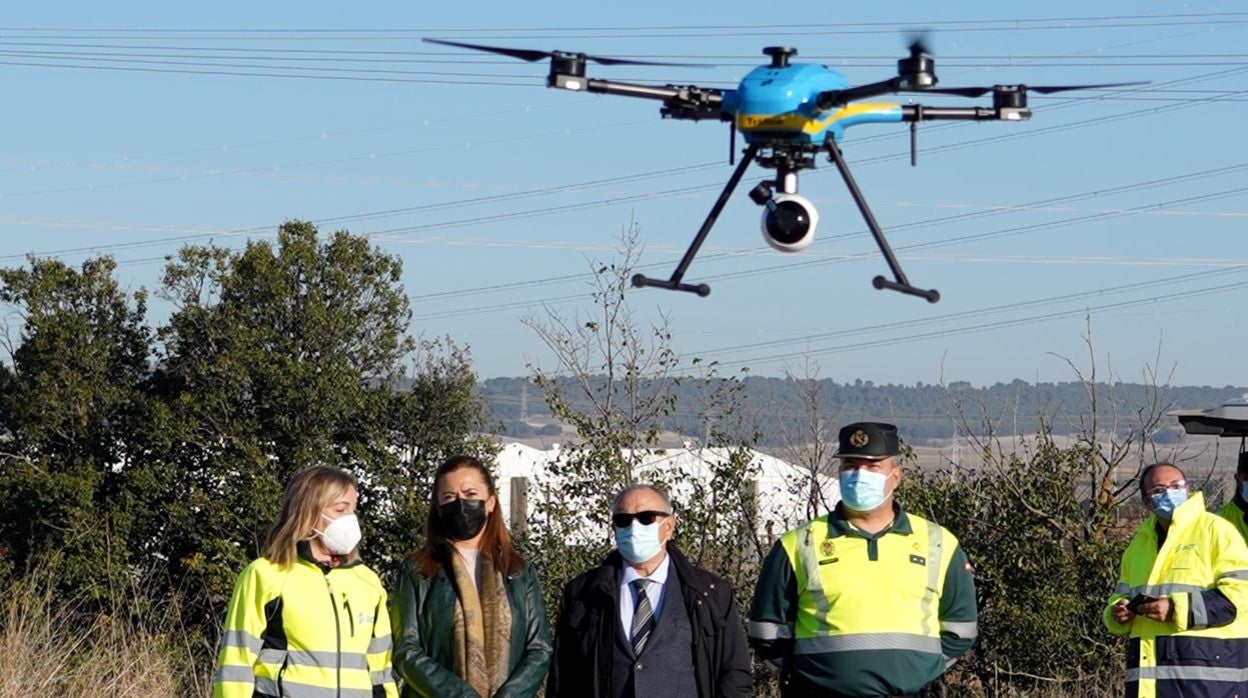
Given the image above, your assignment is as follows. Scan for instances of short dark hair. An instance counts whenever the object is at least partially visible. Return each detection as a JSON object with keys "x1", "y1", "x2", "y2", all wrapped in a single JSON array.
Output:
[
  {"x1": 1238, "y1": 452, "x2": 1248, "y2": 476},
  {"x1": 1139, "y1": 462, "x2": 1186, "y2": 495}
]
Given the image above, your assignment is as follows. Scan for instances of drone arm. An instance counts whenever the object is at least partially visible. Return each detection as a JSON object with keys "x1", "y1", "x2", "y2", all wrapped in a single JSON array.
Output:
[
  {"x1": 816, "y1": 78, "x2": 906, "y2": 109},
  {"x1": 551, "y1": 75, "x2": 727, "y2": 120},
  {"x1": 900, "y1": 105, "x2": 1031, "y2": 122}
]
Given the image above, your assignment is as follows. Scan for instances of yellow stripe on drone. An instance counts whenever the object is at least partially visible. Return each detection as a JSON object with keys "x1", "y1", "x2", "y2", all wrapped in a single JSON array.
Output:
[{"x1": 737, "y1": 103, "x2": 898, "y2": 134}]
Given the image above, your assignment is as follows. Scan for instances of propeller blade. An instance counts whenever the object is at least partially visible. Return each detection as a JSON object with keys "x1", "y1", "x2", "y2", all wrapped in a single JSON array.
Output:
[
  {"x1": 587, "y1": 55, "x2": 706, "y2": 67},
  {"x1": 1027, "y1": 81, "x2": 1150, "y2": 94},
  {"x1": 423, "y1": 38, "x2": 706, "y2": 68},
  {"x1": 905, "y1": 30, "x2": 933, "y2": 57},
  {"x1": 422, "y1": 38, "x2": 552, "y2": 62}
]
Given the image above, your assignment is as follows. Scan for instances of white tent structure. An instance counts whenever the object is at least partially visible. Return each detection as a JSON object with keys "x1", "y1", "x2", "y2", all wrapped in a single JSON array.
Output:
[{"x1": 490, "y1": 441, "x2": 839, "y2": 542}]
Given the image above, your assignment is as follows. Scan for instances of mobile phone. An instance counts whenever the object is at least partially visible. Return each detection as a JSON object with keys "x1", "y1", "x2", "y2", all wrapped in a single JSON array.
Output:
[{"x1": 1126, "y1": 593, "x2": 1158, "y2": 614}]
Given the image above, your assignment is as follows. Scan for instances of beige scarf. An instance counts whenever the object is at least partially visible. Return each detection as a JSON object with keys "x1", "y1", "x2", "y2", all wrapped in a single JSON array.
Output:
[{"x1": 450, "y1": 550, "x2": 512, "y2": 697}]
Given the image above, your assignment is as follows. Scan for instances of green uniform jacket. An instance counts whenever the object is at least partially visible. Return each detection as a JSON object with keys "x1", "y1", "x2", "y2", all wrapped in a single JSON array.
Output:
[
  {"x1": 390, "y1": 555, "x2": 552, "y2": 698},
  {"x1": 748, "y1": 503, "x2": 977, "y2": 697},
  {"x1": 1218, "y1": 494, "x2": 1248, "y2": 545}
]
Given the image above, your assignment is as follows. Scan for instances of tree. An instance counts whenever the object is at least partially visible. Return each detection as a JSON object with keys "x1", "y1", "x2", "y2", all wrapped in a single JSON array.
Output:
[
  {"x1": 371, "y1": 337, "x2": 496, "y2": 576},
  {"x1": 769, "y1": 356, "x2": 841, "y2": 528},
  {"x1": 0, "y1": 256, "x2": 151, "y2": 595},
  {"x1": 519, "y1": 223, "x2": 765, "y2": 641},
  {"x1": 902, "y1": 335, "x2": 1174, "y2": 695},
  {"x1": 144, "y1": 221, "x2": 463, "y2": 628}
]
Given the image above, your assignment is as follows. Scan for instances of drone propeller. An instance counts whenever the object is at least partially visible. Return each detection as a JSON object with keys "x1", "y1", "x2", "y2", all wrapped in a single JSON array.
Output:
[
  {"x1": 904, "y1": 31, "x2": 933, "y2": 60},
  {"x1": 422, "y1": 38, "x2": 703, "y2": 67},
  {"x1": 910, "y1": 81, "x2": 1148, "y2": 98}
]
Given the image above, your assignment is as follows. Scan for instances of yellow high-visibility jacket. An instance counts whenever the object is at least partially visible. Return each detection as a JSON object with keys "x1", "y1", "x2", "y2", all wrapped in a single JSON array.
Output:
[
  {"x1": 1103, "y1": 493, "x2": 1248, "y2": 698},
  {"x1": 1218, "y1": 495, "x2": 1248, "y2": 545},
  {"x1": 748, "y1": 504, "x2": 977, "y2": 697},
  {"x1": 214, "y1": 548, "x2": 399, "y2": 698}
]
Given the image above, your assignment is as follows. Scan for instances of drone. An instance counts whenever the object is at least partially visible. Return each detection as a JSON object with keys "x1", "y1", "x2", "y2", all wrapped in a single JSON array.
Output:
[{"x1": 425, "y1": 38, "x2": 1143, "y2": 302}]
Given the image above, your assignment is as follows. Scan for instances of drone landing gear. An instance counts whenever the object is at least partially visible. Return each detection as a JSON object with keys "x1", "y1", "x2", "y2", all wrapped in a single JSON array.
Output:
[
  {"x1": 632, "y1": 143, "x2": 761, "y2": 296},
  {"x1": 824, "y1": 139, "x2": 941, "y2": 303}
]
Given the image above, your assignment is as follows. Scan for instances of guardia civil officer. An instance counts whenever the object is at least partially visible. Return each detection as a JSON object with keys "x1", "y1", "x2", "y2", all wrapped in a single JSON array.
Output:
[
  {"x1": 1217, "y1": 453, "x2": 1248, "y2": 543},
  {"x1": 748, "y1": 422, "x2": 978, "y2": 698}
]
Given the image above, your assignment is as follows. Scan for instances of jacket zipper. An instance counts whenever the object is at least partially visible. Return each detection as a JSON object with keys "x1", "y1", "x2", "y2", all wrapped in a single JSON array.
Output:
[
  {"x1": 326, "y1": 574, "x2": 342, "y2": 698},
  {"x1": 344, "y1": 597, "x2": 355, "y2": 637}
]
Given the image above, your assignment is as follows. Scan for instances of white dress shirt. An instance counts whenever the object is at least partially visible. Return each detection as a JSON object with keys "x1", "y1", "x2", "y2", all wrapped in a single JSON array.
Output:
[{"x1": 618, "y1": 553, "x2": 671, "y2": 642}]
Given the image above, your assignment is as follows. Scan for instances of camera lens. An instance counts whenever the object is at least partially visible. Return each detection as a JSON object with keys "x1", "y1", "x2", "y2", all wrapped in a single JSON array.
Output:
[{"x1": 764, "y1": 200, "x2": 812, "y2": 245}]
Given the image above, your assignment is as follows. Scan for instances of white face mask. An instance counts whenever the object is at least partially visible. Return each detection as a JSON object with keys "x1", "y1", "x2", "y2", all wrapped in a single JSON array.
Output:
[{"x1": 314, "y1": 513, "x2": 361, "y2": 555}]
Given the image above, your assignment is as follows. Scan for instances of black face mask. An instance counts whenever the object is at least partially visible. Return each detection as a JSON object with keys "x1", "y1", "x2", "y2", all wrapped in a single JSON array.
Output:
[{"x1": 438, "y1": 498, "x2": 488, "y2": 541}]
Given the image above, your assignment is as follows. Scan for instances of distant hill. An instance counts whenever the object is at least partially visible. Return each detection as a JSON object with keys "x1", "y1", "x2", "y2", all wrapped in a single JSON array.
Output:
[{"x1": 478, "y1": 376, "x2": 1247, "y2": 446}]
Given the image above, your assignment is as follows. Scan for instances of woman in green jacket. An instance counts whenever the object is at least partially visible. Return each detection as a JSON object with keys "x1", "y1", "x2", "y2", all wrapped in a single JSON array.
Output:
[{"x1": 392, "y1": 455, "x2": 551, "y2": 698}]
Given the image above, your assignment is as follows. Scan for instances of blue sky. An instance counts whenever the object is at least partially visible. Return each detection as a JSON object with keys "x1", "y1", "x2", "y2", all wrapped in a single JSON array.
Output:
[{"x1": 1, "y1": 2, "x2": 1245, "y2": 388}]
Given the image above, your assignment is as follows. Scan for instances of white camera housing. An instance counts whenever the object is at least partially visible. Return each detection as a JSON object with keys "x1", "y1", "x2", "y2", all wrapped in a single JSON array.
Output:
[{"x1": 760, "y1": 193, "x2": 818, "y2": 253}]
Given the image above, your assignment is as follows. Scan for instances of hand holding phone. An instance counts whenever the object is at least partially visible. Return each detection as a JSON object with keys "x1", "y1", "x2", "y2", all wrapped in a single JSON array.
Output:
[{"x1": 1126, "y1": 593, "x2": 1158, "y2": 615}]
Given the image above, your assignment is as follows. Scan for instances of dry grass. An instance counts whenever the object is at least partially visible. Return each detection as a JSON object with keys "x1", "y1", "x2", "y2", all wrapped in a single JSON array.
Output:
[{"x1": 0, "y1": 572, "x2": 208, "y2": 697}]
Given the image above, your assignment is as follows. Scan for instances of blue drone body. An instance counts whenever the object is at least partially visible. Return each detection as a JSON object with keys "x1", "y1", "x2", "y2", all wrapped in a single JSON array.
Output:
[
  {"x1": 425, "y1": 39, "x2": 1142, "y2": 302},
  {"x1": 725, "y1": 63, "x2": 902, "y2": 145}
]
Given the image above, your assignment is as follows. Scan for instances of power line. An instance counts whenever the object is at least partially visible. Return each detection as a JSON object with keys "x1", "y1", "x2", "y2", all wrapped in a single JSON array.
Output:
[
  {"x1": 703, "y1": 280, "x2": 1248, "y2": 369},
  {"x1": 4, "y1": 56, "x2": 1239, "y2": 287},
  {"x1": 401, "y1": 161, "x2": 1248, "y2": 303},
  {"x1": 2, "y1": 13, "x2": 1247, "y2": 40},
  {"x1": 403, "y1": 182, "x2": 1248, "y2": 321},
  {"x1": 681, "y1": 265, "x2": 1248, "y2": 361},
  {"x1": 0, "y1": 160, "x2": 723, "y2": 263}
]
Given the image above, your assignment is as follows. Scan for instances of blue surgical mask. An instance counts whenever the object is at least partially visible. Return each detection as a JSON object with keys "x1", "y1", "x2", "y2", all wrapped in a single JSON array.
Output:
[
  {"x1": 1241, "y1": 483, "x2": 1248, "y2": 502},
  {"x1": 840, "y1": 468, "x2": 895, "y2": 512},
  {"x1": 615, "y1": 521, "x2": 663, "y2": 564},
  {"x1": 1151, "y1": 488, "x2": 1189, "y2": 520}
]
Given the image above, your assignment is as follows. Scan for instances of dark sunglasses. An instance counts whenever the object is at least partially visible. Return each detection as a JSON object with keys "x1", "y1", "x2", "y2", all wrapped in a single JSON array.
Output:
[{"x1": 612, "y1": 510, "x2": 670, "y2": 528}]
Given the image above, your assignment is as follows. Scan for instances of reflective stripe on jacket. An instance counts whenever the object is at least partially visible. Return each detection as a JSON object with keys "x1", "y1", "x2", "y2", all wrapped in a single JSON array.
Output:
[
  {"x1": 213, "y1": 551, "x2": 399, "y2": 698},
  {"x1": 748, "y1": 504, "x2": 977, "y2": 697},
  {"x1": 1103, "y1": 492, "x2": 1248, "y2": 698}
]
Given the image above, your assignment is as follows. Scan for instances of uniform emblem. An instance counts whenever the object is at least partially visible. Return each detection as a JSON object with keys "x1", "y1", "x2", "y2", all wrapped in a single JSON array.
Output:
[
  {"x1": 820, "y1": 539, "x2": 836, "y2": 557},
  {"x1": 849, "y1": 430, "x2": 870, "y2": 448}
]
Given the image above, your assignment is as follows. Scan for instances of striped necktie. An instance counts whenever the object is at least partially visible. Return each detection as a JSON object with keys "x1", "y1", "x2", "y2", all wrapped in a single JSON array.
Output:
[{"x1": 630, "y1": 579, "x2": 656, "y2": 656}]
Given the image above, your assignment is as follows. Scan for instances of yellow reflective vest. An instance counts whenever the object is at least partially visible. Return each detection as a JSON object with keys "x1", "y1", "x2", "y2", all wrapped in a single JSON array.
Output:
[
  {"x1": 748, "y1": 504, "x2": 977, "y2": 697},
  {"x1": 1103, "y1": 493, "x2": 1248, "y2": 698},
  {"x1": 214, "y1": 550, "x2": 399, "y2": 698},
  {"x1": 1218, "y1": 496, "x2": 1248, "y2": 545}
]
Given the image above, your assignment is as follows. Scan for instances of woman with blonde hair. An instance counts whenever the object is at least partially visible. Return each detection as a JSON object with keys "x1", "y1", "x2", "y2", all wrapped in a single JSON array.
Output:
[
  {"x1": 213, "y1": 465, "x2": 398, "y2": 698},
  {"x1": 392, "y1": 455, "x2": 551, "y2": 697}
]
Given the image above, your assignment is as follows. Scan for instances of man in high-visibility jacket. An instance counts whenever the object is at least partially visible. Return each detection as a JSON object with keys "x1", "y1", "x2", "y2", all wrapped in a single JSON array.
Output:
[
  {"x1": 748, "y1": 421, "x2": 978, "y2": 697},
  {"x1": 1104, "y1": 462, "x2": 1248, "y2": 698},
  {"x1": 1217, "y1": 453, "x2": 1248, "y2": 543}
]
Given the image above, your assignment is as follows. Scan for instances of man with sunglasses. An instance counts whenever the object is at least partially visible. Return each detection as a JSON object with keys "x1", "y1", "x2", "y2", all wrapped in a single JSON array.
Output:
[
  {"x1": 547, "y1": 483, "x2": 752, "y2": 698},
  {"x1": 1104, "y1": 462, "x2": 1248, "y2": 698},
  {"x1": 748, "y1": 422, "x2": 978, "y2": 697}
]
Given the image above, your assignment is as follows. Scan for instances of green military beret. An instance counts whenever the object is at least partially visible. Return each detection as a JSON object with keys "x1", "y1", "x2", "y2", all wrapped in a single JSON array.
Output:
[{"x1": 834, "y1": 422, "x2": 901, "y2": 460}]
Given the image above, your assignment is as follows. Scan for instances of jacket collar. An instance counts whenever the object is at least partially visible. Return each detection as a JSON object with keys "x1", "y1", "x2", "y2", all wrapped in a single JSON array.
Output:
[
  {"x1": 825, "y1": 501, "x2": 912, "y2": 539},
  {"x1": 591, "y1": 543, "x2": 709, "y2": 596},
  {"x1": 1142, "y1": 491, "x2": 1206, "y2": 536},
  {"x1": 297, "y1": 539, "x2": 364, "y2": 572}
]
